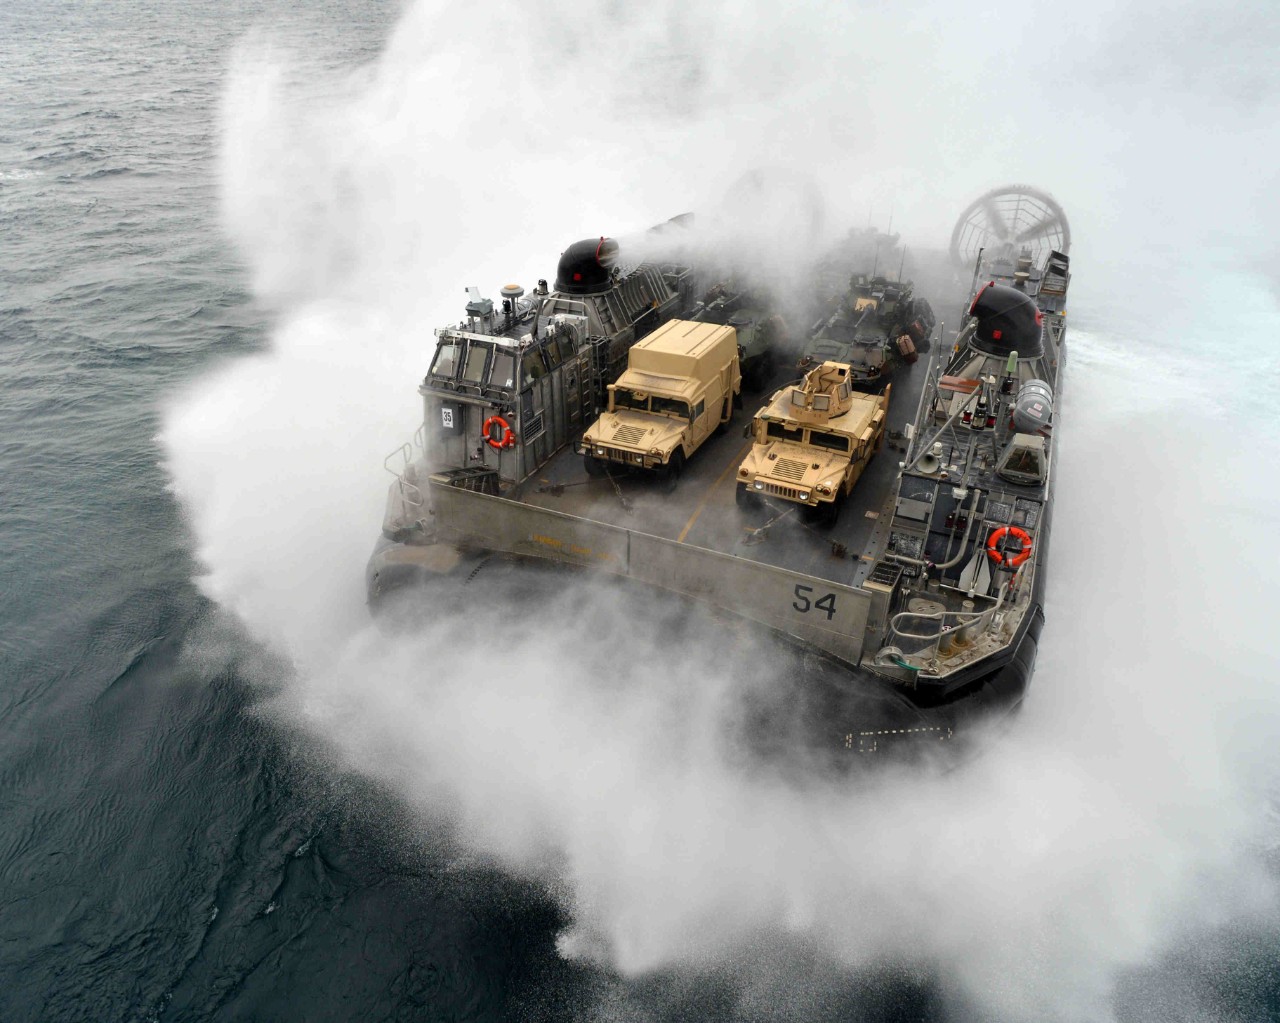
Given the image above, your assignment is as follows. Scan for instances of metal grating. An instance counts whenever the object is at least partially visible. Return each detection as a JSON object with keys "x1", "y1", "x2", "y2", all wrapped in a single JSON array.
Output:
[
  {"x1": 773, "y1": 457, "x2": 808, "y2": 482},
  {"x1": 614, "y1": 425, "x2": 648, "y2": 445},
  {"x1": 603, "y1": 447, "x2": 646, "y2": 465},
  {"x1": 764, "y1": 482, "x2": 803, "y2": 500},
  {"x1": 523, "y1": 413, "x2": 545, "y2": 441}
]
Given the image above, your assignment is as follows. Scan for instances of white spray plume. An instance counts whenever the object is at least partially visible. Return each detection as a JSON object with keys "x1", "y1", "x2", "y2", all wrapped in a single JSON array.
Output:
[{"x1": 162, "y1": 1, "x2": 1280, "y2": 1019}]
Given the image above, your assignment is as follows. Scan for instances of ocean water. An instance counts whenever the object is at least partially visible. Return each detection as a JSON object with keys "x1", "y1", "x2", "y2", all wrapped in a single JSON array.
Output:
[{"x1": 4, "y1": 0, "x2": 1280, "y2": 1020}]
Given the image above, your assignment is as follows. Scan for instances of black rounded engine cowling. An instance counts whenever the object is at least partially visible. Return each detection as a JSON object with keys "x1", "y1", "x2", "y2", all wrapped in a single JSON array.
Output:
[
  {"x1": 969, "y1": 282, "x2": 1043, "y2": 358},
  {"x1": 555, "y1": 237, "x2": 619, "y2": 295}
]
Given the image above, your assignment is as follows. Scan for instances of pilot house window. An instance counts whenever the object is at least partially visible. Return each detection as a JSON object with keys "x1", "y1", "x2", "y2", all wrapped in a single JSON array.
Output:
[
  {"x1": 489, "y1": 351, "x2": 515, "y2": 390},
  {"x1": 522, "y1": 350, "x2": 547, "y2": 386},
  {"x1": 462, "y1": 344, "x2": 489, "y2": 384},
  {"x1": 430, "y1": 342, "x2": 460, "y2": 379},
  {"x1": 555, "y1": 335, "x2": 576, "y2": 363}
]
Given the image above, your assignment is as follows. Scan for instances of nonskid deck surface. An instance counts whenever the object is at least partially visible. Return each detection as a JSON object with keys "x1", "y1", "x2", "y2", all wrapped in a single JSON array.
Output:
[{"x1": 515, "y1": 347, "x2": 934, "y2": 590}]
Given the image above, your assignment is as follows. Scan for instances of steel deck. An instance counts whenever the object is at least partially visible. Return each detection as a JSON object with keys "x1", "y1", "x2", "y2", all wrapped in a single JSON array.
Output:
[{"x1": 512, "y1": 344, "x2": 937, "y2": 591}]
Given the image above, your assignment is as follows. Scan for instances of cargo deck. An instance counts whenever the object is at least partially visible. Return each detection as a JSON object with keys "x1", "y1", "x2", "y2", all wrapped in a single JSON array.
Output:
[{"x1": 512, "y1": 352, "x2": 932, "y2": 592}]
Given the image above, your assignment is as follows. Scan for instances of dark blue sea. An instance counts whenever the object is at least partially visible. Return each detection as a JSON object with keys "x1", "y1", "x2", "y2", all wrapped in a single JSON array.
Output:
[{"x1": 4, "y1": 1, "x2": 1280, "y2": 1020}]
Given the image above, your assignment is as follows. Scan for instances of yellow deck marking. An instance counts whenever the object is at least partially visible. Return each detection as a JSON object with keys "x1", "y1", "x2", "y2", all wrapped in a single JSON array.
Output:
[{"x1": 676, "y1": 440, "x2": 752, "y2": 544}]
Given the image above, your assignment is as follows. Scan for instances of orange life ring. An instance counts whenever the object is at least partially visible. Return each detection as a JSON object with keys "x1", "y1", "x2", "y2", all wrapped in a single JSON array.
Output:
[
  {"x1": 986, "y1": 525, "x2": 1033, "y2": 568},
  {"x1": 482, "y1": 415, "x2": 516, "y2": 450}
]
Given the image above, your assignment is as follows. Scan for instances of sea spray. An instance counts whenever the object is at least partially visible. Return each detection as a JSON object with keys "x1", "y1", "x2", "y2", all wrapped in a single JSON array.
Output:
[{"x1": 161, "y1": 2, "x2": 1280, "y2": 1018}]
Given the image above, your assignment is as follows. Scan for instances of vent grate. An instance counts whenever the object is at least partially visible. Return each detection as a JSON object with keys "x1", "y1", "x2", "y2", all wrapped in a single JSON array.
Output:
[
  {"x1": 774, "y1": 457, "x2": 808, "y2": 482},
  {"x1": 614, "y1": 425, "x2": 648, "y2": 446},
  {"x1": 523, "y1": 413, "x2": 544, "y2": 441}
]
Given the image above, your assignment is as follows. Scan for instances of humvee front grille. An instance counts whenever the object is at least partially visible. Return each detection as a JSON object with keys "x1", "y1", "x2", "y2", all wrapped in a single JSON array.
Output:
[
  {"x1": 773, "y1": 457, "x2": 809, "y2": 482},
  {"x1": 763, "y1": 481, "x2": 804, "y2": 501},
  {"x1": 602, "y1": 446, "x2": 645, "y2": 465}
]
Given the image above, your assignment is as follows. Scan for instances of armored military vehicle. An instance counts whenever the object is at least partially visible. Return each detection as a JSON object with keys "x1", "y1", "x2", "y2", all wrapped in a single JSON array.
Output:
[
  {"x1": 798, "y1": 272, "x2": 935, "y2": 391},
  {"x1": 689, "y1": 280, "x2": 784, "y2": 392},
  {"x1": 370, "y1": 188, "x2": 1071, "y2": 761},
  {"x1": 578, "y1": 319, "x2": 741, "y2": 486},
  {"x1": 735, "y1": 361, "x2": 889, "y2": 525}
]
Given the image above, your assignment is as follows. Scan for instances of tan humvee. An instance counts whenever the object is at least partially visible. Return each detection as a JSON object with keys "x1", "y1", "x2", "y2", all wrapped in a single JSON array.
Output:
[
  {"x1": 736, "y1": 361, "x2": 889, "y2": 524},
  {"x1": 578, "y1": 319, "x2": 741, "y2": 485}
]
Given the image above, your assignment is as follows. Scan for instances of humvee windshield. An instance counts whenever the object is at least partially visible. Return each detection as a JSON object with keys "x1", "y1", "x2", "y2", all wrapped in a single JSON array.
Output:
[
  {"x1": 765, "y1": 421, "x2": 804, "y2": 443},
  {"x1": 651, "y1": 397, "x2": 690, "y2": 419},
  {"x1": 809, "y1": 431, "x2": 850, "y2": 453},
  {"x1": 613, "y1": 389, "x2": 648, "y2": 411}
]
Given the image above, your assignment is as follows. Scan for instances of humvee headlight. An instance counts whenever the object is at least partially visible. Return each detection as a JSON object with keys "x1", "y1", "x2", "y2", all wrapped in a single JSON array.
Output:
[
  {"x1": 595, "y1": 446, "x2": 606, "y2": 456},
  {"x1": 753, "y1": 482, "x2": 764, "y2": 491},
  {"x1": 799, "y1": 491, "x2": 810, "y2": 501}
]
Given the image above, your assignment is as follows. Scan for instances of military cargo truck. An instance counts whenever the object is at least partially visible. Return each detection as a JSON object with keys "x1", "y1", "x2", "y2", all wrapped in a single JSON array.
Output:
[
  {"x1": 736, "y1": 361, "x2": 889, "y2": 525},
  {"x1": 578, "y1": 319, "x2": 741, "y2": 486}
]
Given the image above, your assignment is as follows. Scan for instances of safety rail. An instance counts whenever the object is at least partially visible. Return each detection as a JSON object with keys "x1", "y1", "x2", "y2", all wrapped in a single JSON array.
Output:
[
  {"x1": 384, "y1": 441, "x2": 411, "y2": 476},
  {"x1": 890, "y1": 605, "x2": 994, "y2": 643},
  {"x1": 879, "y1": 605, "x2": 997, "y2": 674},
  {"x1": 882, "y1": 561, "x2": 1028, "y2": 669},
  {"x1": 383, "y1": 439, "x2": 424, "y2": 511}
]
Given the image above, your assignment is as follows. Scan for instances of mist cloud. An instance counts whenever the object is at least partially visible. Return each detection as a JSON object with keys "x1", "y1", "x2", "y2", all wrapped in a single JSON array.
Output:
[{"x1": 161, "y1": 1, "x2": 1280, "y2": 1018}]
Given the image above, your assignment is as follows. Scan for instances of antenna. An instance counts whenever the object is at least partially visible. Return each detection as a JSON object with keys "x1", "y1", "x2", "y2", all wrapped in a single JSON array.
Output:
[
  {"x1": 968, "y1": 246, "x2": 985, "y2": 306},
  {"x1": 897, "y1": 247, "x2": 907, "y2": 282}
]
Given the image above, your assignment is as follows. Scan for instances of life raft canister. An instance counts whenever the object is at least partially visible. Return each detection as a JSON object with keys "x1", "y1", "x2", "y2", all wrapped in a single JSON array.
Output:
[
  {"x1": 482, "y1": 415, "x2": 516, "y2": 450},
  {"x1": 985, "y1": 525, "x2": 1033, "y2": 568}
]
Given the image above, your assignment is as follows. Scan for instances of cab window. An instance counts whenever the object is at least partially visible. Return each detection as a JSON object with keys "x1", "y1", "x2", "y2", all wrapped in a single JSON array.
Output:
[
  {"x1": 555, "y1": 335, "x2": 576, "y2": 363},
  {"x1": 693, "y1": 400, "x2": 706, "y2": 419},
  {"x1": 489, "y1": 351, "x2": 515, "y2": 390},
  {"x1": 462, "y1": 343, "x2": 489, "y2": 384},
  {"x1": 651, "y1": 397, "x2": 690, "y2": 419},
  {"x1": 809, "y1": 431, "x2": 850, "y2": 452},
  {"x1": 430, "y1": 341, "x2": 460, "y2": 379},
  {"x1": 612, "y1": 389, "x2": 648, "y2": 411},
  {"x1": 766, "y1": 421, "x2": 804, "y2": 442},
  {"x1": 522, "y1": 349, "x2": 547, "y2": 386}
]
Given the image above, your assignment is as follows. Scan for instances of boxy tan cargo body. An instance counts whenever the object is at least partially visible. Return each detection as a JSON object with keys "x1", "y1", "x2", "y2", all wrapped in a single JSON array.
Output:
[
  {"x1": 737, "y1": 361, "x2": 889, "y2": 522},
  {"x1": 578, "y1": 319, "x2": 741, "y2": 479}
]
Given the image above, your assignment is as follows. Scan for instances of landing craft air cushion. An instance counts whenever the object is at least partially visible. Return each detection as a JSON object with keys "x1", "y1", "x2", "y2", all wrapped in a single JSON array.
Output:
[{"x1": 370, "y1": 187, "x2": 1071, "y2": 759}]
